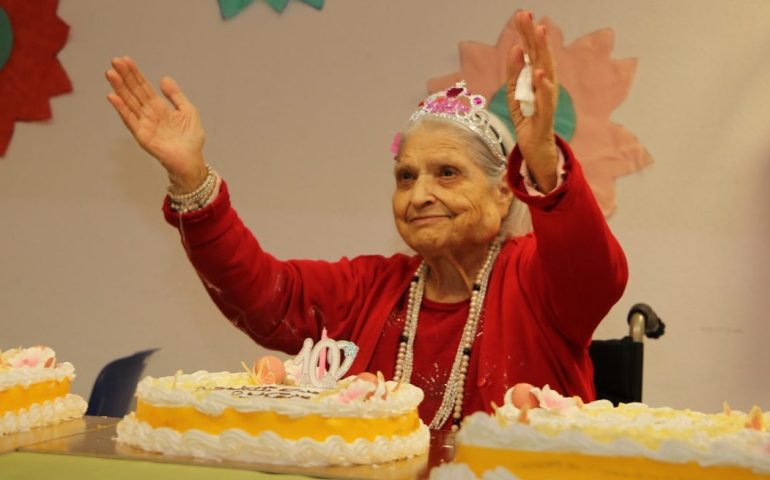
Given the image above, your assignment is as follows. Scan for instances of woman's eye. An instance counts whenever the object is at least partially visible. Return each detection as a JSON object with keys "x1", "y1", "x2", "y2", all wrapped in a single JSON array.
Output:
[
  {"x1": 439, "y1": 167, "x2": 458, "y2": 178},
  {"x1": 396, "y1": 170, "x2": 415, "y2": 182}
]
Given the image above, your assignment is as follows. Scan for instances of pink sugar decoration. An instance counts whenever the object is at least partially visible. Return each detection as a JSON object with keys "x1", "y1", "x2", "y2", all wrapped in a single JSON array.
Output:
[{"x1": 338, "y1": 385, "x2": 367, "y2": 404}]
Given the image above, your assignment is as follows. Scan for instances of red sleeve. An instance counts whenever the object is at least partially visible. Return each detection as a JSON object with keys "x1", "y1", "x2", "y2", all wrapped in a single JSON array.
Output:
[
  {"x1": 506, "y1": 137, "x2": 628, "y2": 347},
  {"x1": 162, "y1": 182, "x2": 381, "y2": 354}
]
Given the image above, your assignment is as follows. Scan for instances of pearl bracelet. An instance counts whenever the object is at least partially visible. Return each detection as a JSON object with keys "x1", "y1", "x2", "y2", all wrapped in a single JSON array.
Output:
[{"x1": 168, "y1": 165, "x2": 217, "y2": 213}]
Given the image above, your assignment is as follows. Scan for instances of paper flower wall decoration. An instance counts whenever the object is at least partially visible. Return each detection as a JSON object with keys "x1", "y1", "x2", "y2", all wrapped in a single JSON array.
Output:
[
  {"x1": 0, "y1": 0, "x2": 71, "y2": 157},
  {"x1": 428, "y1": 14, "x2": 652, "y2": 216},
  {"x1": 219, "y1": 0, "x2": 324, "y2": 19}
]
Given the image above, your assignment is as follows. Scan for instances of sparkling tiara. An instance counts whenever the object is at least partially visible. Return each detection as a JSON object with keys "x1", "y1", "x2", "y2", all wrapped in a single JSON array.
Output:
[{"x1": 407, "y1": 81, "x2": 508, "y2": 167}]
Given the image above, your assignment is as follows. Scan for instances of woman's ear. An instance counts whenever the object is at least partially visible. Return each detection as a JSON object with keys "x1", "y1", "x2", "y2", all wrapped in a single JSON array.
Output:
[{"x1": 496, "y1": 180, "x2": 514, "y2": 216}]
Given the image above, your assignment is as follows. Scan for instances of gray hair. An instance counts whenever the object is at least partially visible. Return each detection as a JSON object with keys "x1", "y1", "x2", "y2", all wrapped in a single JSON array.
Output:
[{"x1": 400, "y1": 116, "x2": 532, "y2": 238}]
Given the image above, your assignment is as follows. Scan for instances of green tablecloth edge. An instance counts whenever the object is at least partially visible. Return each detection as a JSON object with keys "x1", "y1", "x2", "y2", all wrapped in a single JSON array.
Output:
[{"x1": 0, "y1": 451, "x2": 318, "y2": 480}]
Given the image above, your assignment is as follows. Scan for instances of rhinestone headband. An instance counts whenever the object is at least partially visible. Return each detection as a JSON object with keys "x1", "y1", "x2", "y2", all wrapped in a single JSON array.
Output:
[{"x1": 408, "y1": 81, "x2": 508, "y2": 167}]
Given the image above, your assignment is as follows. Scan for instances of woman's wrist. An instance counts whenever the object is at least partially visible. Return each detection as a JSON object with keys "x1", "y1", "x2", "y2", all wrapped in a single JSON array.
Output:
[
  {"x1": 521, "y1": 145, "x2": 565, "y2": 196},
  {"x1": 167, "y1": 158, "x2": 209, "y2": 195},
  {"x1": 167, "y1": 164, "x2": 219, "y2": 213},
  {"x1": 525, "y1": 143, "x2": 559, "y2": 193}
]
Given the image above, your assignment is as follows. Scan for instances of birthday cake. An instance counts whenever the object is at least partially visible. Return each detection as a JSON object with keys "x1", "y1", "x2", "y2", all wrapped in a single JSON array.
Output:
[
  {"x1": 431, "y1": 384, "x2": 770, "y2": 480},
  {"x1": 0, "y1": 346, "x2": 87, "y2": 435},
  {"x1": 117, "y1": 336, "x2": 429, "y2": 466}
]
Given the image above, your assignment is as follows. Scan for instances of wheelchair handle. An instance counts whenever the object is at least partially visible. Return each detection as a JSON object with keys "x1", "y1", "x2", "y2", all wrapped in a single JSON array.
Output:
[{"x1": 627, "y1": 303, "x2": 665, "y2": 341}]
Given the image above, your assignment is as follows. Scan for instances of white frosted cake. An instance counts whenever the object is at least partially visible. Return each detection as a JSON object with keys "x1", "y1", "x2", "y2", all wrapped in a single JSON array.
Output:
[
  {"x1": 0, "y1": 346, "x2": 87, "y2": 435},
  {"x1": 117, "y1": 335, "x2": 429, "y2": 466},
  {"x1": 431, "y1": 384, "x2": 770, "y2": 480}
]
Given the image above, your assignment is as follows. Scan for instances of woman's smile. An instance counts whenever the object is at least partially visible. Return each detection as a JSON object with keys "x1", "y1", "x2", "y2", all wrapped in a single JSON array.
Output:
[{"x1": 409, "y1": 214, "x2": 452, "y2": 226}]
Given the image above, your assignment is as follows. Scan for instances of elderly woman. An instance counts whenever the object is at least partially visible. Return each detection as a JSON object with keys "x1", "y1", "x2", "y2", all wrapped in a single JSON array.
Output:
[{"x1": 105, "y1": 11, "x2": 627, "y2": 431}]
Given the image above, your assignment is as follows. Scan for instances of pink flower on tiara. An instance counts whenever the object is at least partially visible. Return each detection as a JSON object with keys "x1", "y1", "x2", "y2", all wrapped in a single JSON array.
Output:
[
  {"x1": 446, "y1": 86, "x2": 464, "y2": 97},
  {"x1": 390, "y1": 132, "x2": 402, "y2": 156}
]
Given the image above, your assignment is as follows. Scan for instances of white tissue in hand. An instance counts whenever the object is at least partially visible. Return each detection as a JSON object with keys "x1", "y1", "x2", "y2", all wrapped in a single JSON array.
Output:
[{"x1": 514, "y1": 55, "x2": 535, "y2": 117}]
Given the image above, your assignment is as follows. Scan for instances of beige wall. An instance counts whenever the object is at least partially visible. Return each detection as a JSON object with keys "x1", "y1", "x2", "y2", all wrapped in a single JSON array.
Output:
[{"x1": 1, "y1": 0, "x2": 769, "y2": 412}]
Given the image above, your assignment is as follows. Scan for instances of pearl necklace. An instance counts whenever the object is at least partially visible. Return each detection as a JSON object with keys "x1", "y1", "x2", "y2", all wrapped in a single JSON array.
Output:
[{"x1": 393, "y1": 240, "x2": 501, "y2": 430}]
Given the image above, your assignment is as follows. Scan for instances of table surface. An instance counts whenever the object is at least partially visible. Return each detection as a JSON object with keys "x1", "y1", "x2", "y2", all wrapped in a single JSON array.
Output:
[
  {"x1": 0, "y1": 416, "x2": 119, "y2": 453},
  {"x1": 2, "y1": 417, "x2": 456, "y2": 479}
]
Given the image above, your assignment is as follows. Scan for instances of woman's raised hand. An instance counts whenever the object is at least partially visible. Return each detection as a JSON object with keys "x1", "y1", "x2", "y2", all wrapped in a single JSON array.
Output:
[
  {"x1": 105, "y1": 57, "x2": 207, "y2": 193},
  {"x1": 505, "y1": 11, "x2": 560, "y2": 193}
]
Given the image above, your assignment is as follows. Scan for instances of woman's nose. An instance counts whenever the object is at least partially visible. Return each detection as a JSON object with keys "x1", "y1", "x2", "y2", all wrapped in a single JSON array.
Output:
[{"x1": 410, "y1": 176, "x2": 436, "y2": 207}]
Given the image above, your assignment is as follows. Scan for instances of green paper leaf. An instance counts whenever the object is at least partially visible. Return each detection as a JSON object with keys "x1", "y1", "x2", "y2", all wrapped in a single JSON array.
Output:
[
  {"x1": 0, "y1": 7, "x2": 13, "y2": 72},
  {"x1": 265, "y1": 0, "x2": 290, "y2": 13},
  {"x1": 553, "y1": 87, "x2": 577, "y2": 142},
  {"x1": 300, "y1": 0, "x2": 325, "y2": 9},
  {"x1": 218, "y1": 0, "x2": 255, "y2": 19},
  {"x1": 219, "y1": 0, "x2": 324, "y2": 18},
  {"x1": 489, "y1": 85, "x2": 577, "y2": 142}
]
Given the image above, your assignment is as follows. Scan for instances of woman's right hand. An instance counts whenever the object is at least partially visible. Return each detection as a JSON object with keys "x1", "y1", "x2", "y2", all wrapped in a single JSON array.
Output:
[{"x1": 105, "y1": 57, "x2": 207, "y2": 193}]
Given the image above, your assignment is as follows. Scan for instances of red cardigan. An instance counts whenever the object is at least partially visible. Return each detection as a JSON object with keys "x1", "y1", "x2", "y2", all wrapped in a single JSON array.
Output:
[{"x1": 163, "y1": 139, "x2": 628, "y2": 427}]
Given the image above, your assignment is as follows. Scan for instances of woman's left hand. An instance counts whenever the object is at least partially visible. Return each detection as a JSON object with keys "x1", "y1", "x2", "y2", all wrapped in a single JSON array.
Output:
[{"x1": 506, "y1": 10, "x2": 560, "y2": 193}]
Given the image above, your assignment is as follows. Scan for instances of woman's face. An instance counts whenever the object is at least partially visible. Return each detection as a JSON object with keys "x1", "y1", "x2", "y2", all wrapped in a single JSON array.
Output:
[{"x1": 392, "y1": 124, "x2": 512, "y2": 256}]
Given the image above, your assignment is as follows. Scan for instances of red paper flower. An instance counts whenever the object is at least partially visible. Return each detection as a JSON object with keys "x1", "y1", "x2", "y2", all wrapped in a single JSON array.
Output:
[{"x1": 0, "y1": 0, "x2": 71, "y2": 156}]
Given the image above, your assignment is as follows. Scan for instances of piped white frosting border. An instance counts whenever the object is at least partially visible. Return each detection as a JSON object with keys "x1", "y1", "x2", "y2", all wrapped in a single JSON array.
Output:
[
  {"x1": 429, "y1": 463, "x2": 520, "y2": 480},
  {"x1": 116, "y1": 414, "x2": 430, "y2": 466},
  {"x1": 0, "y1": 362, "x2": 75, "y2": 390},
  {"x1": 0, "y1": 394, "x2": 87, "y2": 435}
]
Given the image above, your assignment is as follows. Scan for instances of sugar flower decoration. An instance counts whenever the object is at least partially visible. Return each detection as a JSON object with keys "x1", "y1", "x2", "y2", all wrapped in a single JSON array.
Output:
[
  {"x1": 282, "y1": 358, "x2": 303, "y2": 386},
  {"x1": 1, "y1": 346, "x2": 57, "y2": 368},
  {"x1": 336, "y1": 377, "x2": 376, "y2": 404},
  {"x1": 529, "y1": 384, "x2": 581, "y2": 415}
]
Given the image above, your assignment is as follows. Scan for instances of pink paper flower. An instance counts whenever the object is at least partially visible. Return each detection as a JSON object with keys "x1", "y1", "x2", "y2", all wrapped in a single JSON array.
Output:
[{"x1": 426, "y1": 13, "x2": 652, "y2": 216}]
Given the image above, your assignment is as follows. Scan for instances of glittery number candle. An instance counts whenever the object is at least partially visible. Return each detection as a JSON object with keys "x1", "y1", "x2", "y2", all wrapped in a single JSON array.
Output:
[{"x1": 293, "y1": 337, "x2": 358, "y2": 388}]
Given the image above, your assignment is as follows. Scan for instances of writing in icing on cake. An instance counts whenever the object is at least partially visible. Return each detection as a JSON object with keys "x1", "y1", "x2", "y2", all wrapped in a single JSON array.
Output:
[{"x1": 198, "y1": 384, "x2": 320, "y2": 400}]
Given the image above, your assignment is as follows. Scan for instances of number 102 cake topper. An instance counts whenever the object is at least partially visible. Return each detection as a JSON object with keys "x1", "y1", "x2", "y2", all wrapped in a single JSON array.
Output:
[{"x1": 290, "y1": 329, "x2": 359, "y2": 388}]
